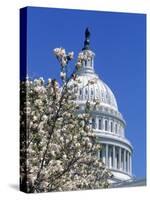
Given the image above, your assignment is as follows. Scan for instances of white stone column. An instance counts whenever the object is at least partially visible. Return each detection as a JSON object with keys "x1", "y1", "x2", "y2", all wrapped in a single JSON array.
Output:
[
  {"x1": 109, "y1": 146, "x2": 112, "y2": 168},
  {"x1": 106, "y1": 144, "x2": 109, "y2": 167},
  {"x1": 126, "y1": 151, "x2": 128, "y2": 173},
  {"x1": 127, "y1": 152, "x2": 128, "y2": 173},
  {"x1": 101, "y1": 118, "x2": 104, "y2": 130},
  {"x1": 119, "y1": 147, "x2": 122, "y2": 170},
  {"x1": 130, "y1": 153, "x2": 132, "y2": 175},
  {"x1": 116, "y1": 148, "x2": 118, "y2": 169},
  {"x1": 108, "y1": 119, "x2": 110, "y2": 132},
  {"x1": 123, "y1": 149, "x2": 126, "y2": 172},
  {"x1": 127, "y1": 152, "x2": 130, "y2": 174},
  {"x1": 113, "y1": 145, "x2": 116, "y2": 169}
]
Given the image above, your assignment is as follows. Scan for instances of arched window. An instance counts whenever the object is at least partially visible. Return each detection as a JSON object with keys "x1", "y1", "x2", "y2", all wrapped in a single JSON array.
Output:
[
  {"x1": 110, "y1": 122, "x2": 113, "y2": 132},
  {"x1": 90, "y1": 59, "x2": 92, "y2": 66},
  {"x1": 99, "y1": 150, "x2": 102, "y2": 160},
  {"x1": 105, "y1": 120, "x2": 108, "y2": 131},
  {"x1": 79, "y1": 89, "x2": 82, "y2": 95},
  {"x1": 115, "y1": 124, "x2": 118, "y2": 134},
  {"x1": 92, "y1": 118, "x2": 96, "y2": 129},
  {"x1": 85, "y1": 60, "x2": 87, "y2": 66},
  {"x1": 85, "y1": 88, "x2": 88, "y2": 95},
  {"x1": 99, "y1": 119, "x2": 102, "y2": 130},
  {"x1": 91, "y1": 89, "x2": 94, "y2": 95}
]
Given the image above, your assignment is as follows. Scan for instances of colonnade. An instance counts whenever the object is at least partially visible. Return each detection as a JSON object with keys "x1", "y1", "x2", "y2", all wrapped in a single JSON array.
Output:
[{"x1": 99, "y1": 144, "x2": 132, "y2": 175}]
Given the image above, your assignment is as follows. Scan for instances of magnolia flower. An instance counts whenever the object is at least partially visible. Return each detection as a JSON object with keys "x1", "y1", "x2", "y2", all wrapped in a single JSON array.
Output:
[
  {"x1": 61, "y1": 59, "x2": 67, "y2": 67},
  {"x1": 76, "y1": 61, "x2": 82, "y2": 70},
  {"x1": 63, "y1": 154, "x2": 67, "y2": 160},
  {"x1": 67, "y1": 134, "x2": 72, "y2": 141},
  {"x1": 75, "y1": 143, "x2": 80, "y2": 148},
  {"x1": 87, "y1": 142, "x2": 92, "y2": 148},
  {"x1": 53, "y1": 48, "x2": 62, "y2": 57},
  {"x1": 51, "y1": 150, "x2": 55, "y2": 156},
  {"x1": 60, "y1": 48, "x2": 66, "y2": 56},
  {"x1": 67, "y1": 52, "x2": 74, "y2": 60},
  {"x1": 60, "y1": 71, "x2": 66, "y2": 80},
  {"x1": 34, "y1": 99, "x2": 43, "y2": 107},
  {"x1": 38, "y1": 121, "x2": 44, "y2": 130},
  {"x1": 41, "y1": 115, "x2": 48, "y2": 121},
  {"x1": 60, "y1": 137, "x2": 64, "y2": 142},
  {"x1": 33, "y1": 116, "x2": 38, "y2": 122},
  {"x1": 65, "y1": 139, "x2": 69, "y2": 144},
  {"x1": 84, "y1": 137, "x2": 90, "y2": 143},
  {"x1": 39, "y1": 77, "x2": 44, "y2": 84},
  {"x1": 73, "y1": 135, "x2": 77, "y2": 140},
  {"x1": 76, "y1": 151, "x2": 81, "y2": 157},
  {"x1": 78, "y1": 52, "x2": 84, "y2": 60},
  {"x1": 34, "y1": 79, "x2": 42, "y2": 86},
  {"x1": 79, "y1": 121, "x2": 85, "y2": 128},
  {"x1": 48, "y1": 78, "x2": 51, "y2": 84}
]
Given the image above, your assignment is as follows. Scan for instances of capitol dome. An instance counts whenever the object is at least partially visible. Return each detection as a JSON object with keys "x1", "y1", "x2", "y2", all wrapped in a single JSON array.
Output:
[
  {"x1": 76, "y1": 69, "x2": 118, "y2": 111},
  {"x1": 75, "y1": 28, "x2": 133, "y2": 184}
]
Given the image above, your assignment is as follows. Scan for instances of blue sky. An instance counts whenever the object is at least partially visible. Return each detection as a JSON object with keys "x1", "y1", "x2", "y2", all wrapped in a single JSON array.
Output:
[{"x1": 26, "y1": 7, "x2": 146, "y2": 178}]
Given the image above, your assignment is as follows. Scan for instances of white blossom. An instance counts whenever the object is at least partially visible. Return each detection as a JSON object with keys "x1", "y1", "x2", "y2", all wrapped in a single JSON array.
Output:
[
  {"x1": 41, "y1": 115, "x2": 48, "y2": 121},
  {"x1": 60, "y1": 71, "x2": 66, "y2": 79},
  {"x1": 68, "y1": 51, "x2": 74, "y2": 60}
]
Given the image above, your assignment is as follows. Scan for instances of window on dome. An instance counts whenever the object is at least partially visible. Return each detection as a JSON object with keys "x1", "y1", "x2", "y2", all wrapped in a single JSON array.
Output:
[
  {"x1": 90, "y1": 59, "x2": 92, "y2": 66},
  {"x1": 85, "y1": 88, "x2": 88, "y2": 95},
  {"x1": 98, "y1": 150, "x2": 102, "y2": 160},
  {"x1": 115, "y1": 124, "x2": 118, "y2": 134},
  {"x1": 99, "y1": 119, "x2": 102, "y2": 130},
  {"x1": 79, "y1": 89, "x2": 82, "y2": 95},
  {"x1": 110, "y1": 122, "x2": 113, "y2": 132},
  {"x1": 91, "y1": 89, "x2": 94, "y2": 95},
  {"x1": 105, "y1": 120, "x2": 108, "y2": 131},
  {"x1": 92, "y1": 118, "x2": 96, "y2": 129}
]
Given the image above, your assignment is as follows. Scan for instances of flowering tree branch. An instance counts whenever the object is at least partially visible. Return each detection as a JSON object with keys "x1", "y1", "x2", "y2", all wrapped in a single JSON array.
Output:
[{"x1": 20, "y1": 47, "x2": 112, "y2": 193}]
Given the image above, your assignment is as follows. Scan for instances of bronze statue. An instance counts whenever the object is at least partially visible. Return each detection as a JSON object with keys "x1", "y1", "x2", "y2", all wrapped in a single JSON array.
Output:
[
  {"x1": 83, "y1": 27, "x2": 91, "y2": 50},
  {"x1": 85, "y1": 27, "x2": 90, "y2": 41}
]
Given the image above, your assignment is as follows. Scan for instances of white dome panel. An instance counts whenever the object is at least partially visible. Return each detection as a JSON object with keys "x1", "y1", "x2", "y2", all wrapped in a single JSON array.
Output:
[{"x1": 76, "y1": 74, "x2": 118, "y2": 111}]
